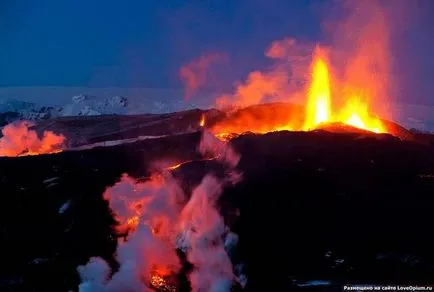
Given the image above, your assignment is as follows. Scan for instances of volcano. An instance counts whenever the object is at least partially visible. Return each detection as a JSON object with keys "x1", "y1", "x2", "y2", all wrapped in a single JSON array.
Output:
[
  {"x1": 1, "y1": 105, "x2": 434, "y2": 291},
  {"x1": 18, "y1": 102, "x2": 417, "y2": 151}
]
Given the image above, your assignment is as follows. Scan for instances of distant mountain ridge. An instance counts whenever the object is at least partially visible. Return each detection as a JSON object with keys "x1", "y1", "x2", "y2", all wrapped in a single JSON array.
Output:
[
  {"x1": 0, "y1": 93, "x2": 433, "y2": 133},
  {"x1": 0, "y1": 94, "x2": 204, "y2": 126},
  {"x1": 0, "y1": 95, "x2": 128, "y2": 118}
]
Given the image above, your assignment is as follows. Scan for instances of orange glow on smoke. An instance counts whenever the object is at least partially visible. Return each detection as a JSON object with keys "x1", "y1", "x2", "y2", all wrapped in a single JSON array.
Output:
[
  {"x1": 180, "y1": 53, "x2": 225, "y2": 100},
  {"x1": 206, "y1": 1, "x2": 392, "y2": 139},
  {"x1": 210, "y1": 103, "x2": 301, "y2": 140},
  {"x1": 210, "y1": 45, "x2": 387, "y2": 138},
  {"x1": 0, "y1": 121, "x2": 65, "y2": 157},
  {"x1": 302, "y1": 48, "x2": 386, "y2": 133}
]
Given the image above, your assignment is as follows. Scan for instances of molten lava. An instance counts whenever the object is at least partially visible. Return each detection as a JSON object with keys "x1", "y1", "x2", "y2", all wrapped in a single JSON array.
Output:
[
  {"x1": 149, "y1": 267, "x2": 176, "y2": 292},
  {"x1": 199, "y1": 114, "x2": 206, "y2": 127},
  {"x1": 304, "y1": 49, "x2": 332, "y2": 130},
  {"x1": 210, "y1": 45, "x2": 387, "y2": 139},
  {"x1": 303, "y1": 49, "x2": 386, "y2": 133},
  {"x1": 339, "y1": 97, "x2": 385, "y2": 133}
]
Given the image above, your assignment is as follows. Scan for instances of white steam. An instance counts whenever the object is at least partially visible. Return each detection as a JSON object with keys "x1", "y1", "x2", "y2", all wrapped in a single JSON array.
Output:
[{"x1": 77, "y1": 129, "x2": 246, "y2": 291}]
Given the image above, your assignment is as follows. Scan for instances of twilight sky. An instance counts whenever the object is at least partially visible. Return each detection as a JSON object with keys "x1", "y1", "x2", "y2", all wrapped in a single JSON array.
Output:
[{"x1": 1, "y1": 0, "x2": 434, "y2": 105}]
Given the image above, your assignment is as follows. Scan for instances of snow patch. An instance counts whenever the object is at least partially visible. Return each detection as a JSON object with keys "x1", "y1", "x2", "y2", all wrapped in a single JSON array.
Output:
[{"x1": 69, "y1": 134, "x2": 170, "y2": 151}]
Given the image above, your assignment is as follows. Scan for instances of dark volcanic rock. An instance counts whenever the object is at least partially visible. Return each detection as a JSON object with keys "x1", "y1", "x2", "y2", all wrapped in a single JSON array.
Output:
[
  {"x1": 1, "y1": 130, "x2": 434, "y2": 291},
  {"x1": 0, "y1": 132, "x2": 203, "y2": 292},
  {"x1": 226, "y1": 131, "x2": 434, "y2": 290},
  {"x1": 25, "y1": 102, "x2": 428, "y2": 150},
  {"x1": 33, "y1": 109, "x2": 225, "y2": 148}
]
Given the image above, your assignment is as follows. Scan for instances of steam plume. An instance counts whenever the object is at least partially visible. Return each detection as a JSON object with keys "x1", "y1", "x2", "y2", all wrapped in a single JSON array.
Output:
[
  {"x1": 180, "y1": 53, "x2": 226, "y2": 101},
  {"x1": 216, "y1": 37, "x2": 314, "y2": 109},
  {"x1": 77, "y1": 130, "x2": 246, "y2": 291},
  {"x1": 0, "y1": 121, "x2": 65, "y2": 157}
]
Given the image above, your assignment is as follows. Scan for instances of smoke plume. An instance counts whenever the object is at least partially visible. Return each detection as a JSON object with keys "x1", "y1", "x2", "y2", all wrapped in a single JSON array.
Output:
[
  {"x1": 180, "y1": 53, "x2": 227, "y2": 101},
  {"x1": 325, "y1": 0, "x2": 392, "y2": 117},
  {"x1": 216, "y1": 37, "x2": 313, "y2": 109},
  {"x1": 0, "y1": 121, "x2": 65, "y2": 157}
]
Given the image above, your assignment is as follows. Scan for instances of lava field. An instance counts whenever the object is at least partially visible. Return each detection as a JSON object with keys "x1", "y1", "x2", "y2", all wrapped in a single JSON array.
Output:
[{"x1": 1, "y1": 127, "x2": 434, "y2": 291}]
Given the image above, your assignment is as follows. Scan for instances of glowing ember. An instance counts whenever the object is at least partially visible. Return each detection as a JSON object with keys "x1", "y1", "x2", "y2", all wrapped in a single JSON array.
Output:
[
  {"x1": 150, "y1": 274, "x2": 167, "y2": 289},
  {"x1": 149, "y1": 268, "x2": 176, "y2": 292},
  {"x1": 126, "y1": 215, "x2": 140, "y2": 230}
]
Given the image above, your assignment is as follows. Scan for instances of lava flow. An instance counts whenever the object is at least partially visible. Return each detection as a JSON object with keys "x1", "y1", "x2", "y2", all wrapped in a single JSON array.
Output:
[{"x1": 199, "y1": 113, "x2": 206, "y2": 127}]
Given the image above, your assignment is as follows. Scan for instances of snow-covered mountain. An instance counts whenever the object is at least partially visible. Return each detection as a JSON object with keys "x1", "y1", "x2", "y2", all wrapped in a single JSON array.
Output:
[
  {"x1": 58, "y1": 94, "x2": 129, "y2": 116},
  {"x1": 0, "y1": 95, "x2": 128, "y2": 126},
  {"x1": 0, "y1": 93, "x2": 209, "y2": 126},
  {"x1": 0, "y1": 91, "x2": 433, "y2": 133}
]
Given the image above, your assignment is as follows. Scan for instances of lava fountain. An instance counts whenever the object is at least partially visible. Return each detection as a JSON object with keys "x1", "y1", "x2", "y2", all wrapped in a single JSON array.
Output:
[
  {"x1": 303, "y1": 47, "x2": 386, "y2": 133},
  {"x1": 207, "y1": 39, "x2": 390, "y2": 140},
  {"x1": 303, "y1": 47, "x2": 332, "y2": 130}
]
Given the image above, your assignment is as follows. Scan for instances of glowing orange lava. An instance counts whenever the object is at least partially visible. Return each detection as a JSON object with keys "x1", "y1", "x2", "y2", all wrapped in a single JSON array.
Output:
[
  {"x1": 149, "y1": 267, "x2": 176, "y2": 292},
  {"x1": 210, "y1": 45, "x2": 387, "y2": 139},
  {"x1": 339, "y1": 97, "x2": 385, "y2": 133},
  {"x1": 166, "y1": 162, "x2": 187, "y2": 171},
  {"x1": 303, "y1": 48, "x2": 386, "y2": 133},
  {"x1": 199, "y1": 114, "x2": 206, "y2": 127},
  {"x1": 304, "y1": 49, "x2": 332, "y2": 130}
]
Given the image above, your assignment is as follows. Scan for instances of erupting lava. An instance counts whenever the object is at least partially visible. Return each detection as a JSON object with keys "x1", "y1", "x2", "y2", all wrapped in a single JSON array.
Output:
[
  {"x1": 209, "y1": 45, "x2": 388, "y2": 139},
  {"x1": 199, "y1": 113, "x2": 206, "y2": 127},
  {"x1": 303, "y1": 48, "x2": 386, "y2": 133},
  {"x1": 202, "y1": 0, "x2": 393, "y2": 139},
  {"x1": 339, "y1": 97, "x2": 385, "y2": 133},
  {"x1": 303, "y1": 49, "x2": 332, "y2": 130}
]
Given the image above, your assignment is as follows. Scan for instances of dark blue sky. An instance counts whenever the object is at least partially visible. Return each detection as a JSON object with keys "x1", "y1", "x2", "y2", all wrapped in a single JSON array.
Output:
[
  {"x1": 1, "y1": 0, "x2": 434, "y2": 104},
  {"x1": 0, "y1": 0, "x2": 323, "y2": 87}
]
